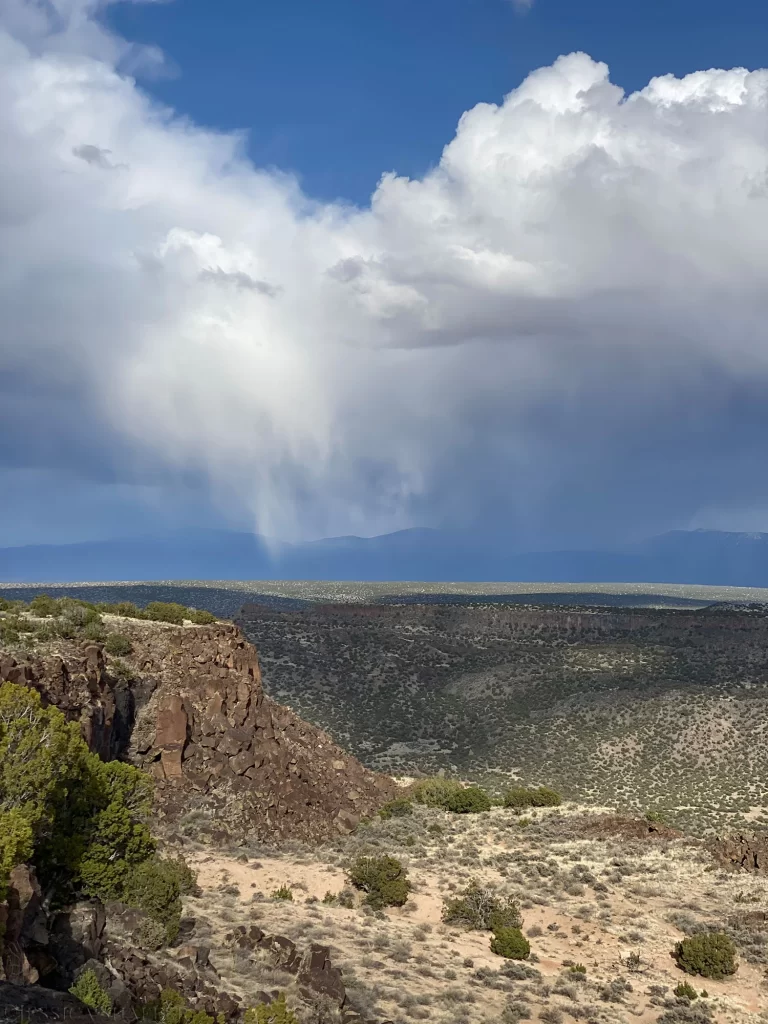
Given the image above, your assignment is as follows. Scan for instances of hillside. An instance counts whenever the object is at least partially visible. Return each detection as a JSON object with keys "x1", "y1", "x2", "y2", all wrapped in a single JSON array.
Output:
[
  {"x1": 3, "y1": 594, "x2": 768, "y2": 1024},
  {"x1": 239, "y1": 601, "x2": 768, "y2": 834},
  {"x1": 6, "y1": 528, "x2": 768, "y2": 586}
]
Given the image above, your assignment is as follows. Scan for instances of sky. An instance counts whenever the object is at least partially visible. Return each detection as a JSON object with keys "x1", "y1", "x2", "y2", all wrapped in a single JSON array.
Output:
[{"x1": 2, "y1": 0, "x2": 768, "y2": 549}]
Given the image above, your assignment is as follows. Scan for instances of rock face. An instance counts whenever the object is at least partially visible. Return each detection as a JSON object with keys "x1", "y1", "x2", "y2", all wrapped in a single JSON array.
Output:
[
  {"x1": 0, "y1": 622, "x2": 397, "y2": 843},
  {"x1": 711, "y1": 835, "x2": 768, "y2": 873},
  {"x1": 1, "y1": 866, "x2": 48, "y2": 985}
]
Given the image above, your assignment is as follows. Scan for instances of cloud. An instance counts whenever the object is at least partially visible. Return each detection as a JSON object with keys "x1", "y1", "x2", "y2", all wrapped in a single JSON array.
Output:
[
  {"x1": 3, "y1": 1, "x2": 768, "y2": 546},
  {"x1": 510, "y1": 0, "x2": 534, "y2": 12}
]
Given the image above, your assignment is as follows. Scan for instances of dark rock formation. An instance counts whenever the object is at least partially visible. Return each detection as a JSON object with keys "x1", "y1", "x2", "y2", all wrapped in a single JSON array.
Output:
[
  {"x1": 711, "y1": 835, "x2": 768, "y2": 873},
  {"x1": 0, "y1": 622, "x2": 397, "y2": 843}
]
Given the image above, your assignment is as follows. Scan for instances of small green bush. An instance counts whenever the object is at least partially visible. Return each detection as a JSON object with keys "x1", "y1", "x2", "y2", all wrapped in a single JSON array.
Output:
[
  {"x1": 105, "y1": 633, "x2": 133, "y2": 656},
  {"x1": 70, "y1": 969, "x2": 112, "y2": 1014},
  {"x1": 82, "y1": 619, "x2": 107, "y2": 642},
  {"x1": 379, "y1": 798, "x2": 414, "y2": 820},
  {"x1": 411, "y1": 776, "x2": 465, "y2": 809},
  {"x1": 165, "y1": 856, "x2": 198, "y2": 895},
  {"x1": 674, "y1": 982, "x2": 699, "y2": 1000},
  {"x1": 143, "y1": 988, "x2": 221, "y2": 1024},
  {"x1": 442, "y1": 881, "x2": 522, "y2": 931},
  {"x1": 189, "y1": 609, "x2": 216, "y2": 625},
  {"x1": 490, "y1": 926, "x2": 530, "y2": 960},
  {"x1": 244, "y1": 994, "x2": 298, "y2": 1024},
  {"x1": 137, "y1": 917, "x2": 169, "y2": 951},
  {"x1": 673, "y1": 932, "x2": 737, "y2": 980},
  {"x1": 271, "y1": 885, "x2": 293, "y2": 901},
  {"x1": 348, "y1": 854, "x2": 410, "y2": 909},
  {"x1": 99, "y1": 601, "x2": 142, "y2": 618},
  {"x1": 145, "y1": 602, "x2": 188, "y2": 624},
  {"x1": 446, "y1": 786, "x2": 491, "y2": 814},
  {"x1": 124, "y1": 857, "x2": 183, "y2": 941},
  {"x1": 533, "y1": 786, "x2": 562, "y2": 806},
  {"x1": 29, "y1": 594, "x2": 62, "y2": 618},
  {"x1": 503, "y1": 786, "x2": 562, "y2": 809}
]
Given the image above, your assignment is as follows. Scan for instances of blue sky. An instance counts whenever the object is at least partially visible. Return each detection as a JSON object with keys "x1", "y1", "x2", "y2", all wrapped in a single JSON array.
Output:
[
  {"x1": 108, "y1": 0, "x2": 768, "y2": 205},
  {"x1": 2, "y1": 0, "x2": 768, "y2": 551}
]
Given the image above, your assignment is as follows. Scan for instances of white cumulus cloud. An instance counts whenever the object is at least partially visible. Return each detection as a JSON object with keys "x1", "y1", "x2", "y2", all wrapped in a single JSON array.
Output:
[{"x1": 3, "y1": 0, "x2": 768, "y2": 546}]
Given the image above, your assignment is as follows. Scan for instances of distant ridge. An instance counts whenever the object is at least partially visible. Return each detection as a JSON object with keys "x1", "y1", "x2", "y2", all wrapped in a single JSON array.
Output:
[{"x1": 2, "y1": 526, "x2": 768, "y2": 586}]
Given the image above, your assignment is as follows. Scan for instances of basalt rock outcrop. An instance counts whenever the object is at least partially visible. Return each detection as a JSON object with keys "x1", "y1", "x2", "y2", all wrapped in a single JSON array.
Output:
[
  {"x1": 0, "y1": 621, "x2": 397, "y2": 843},
  {"x1": 711, "y1": 835, "x2": 768, "y2": 873}
]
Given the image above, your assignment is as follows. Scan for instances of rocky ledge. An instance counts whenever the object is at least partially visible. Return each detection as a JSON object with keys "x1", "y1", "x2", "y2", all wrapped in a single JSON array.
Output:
[{"x1": 0, "y1": 620, "x2": 398, "y2": 843}]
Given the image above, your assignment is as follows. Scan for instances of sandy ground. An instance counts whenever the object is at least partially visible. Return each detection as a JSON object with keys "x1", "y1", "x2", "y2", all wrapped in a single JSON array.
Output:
[{"x1": 175, "y1": 805, "x2": 768, "y2": 1024}]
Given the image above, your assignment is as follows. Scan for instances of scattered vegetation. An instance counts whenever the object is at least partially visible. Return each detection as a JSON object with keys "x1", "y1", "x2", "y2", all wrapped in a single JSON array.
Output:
[
  {"x1": 0, "y1": 594, "x2": 219, "y2": 653},
  {"x1": 142, "y1": 988, "x2": 223, "y2": 1024}
]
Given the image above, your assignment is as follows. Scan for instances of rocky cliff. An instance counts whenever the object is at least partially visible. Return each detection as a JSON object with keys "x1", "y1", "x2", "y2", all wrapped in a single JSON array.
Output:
[{"x1": 0, "y1": 621, "x2": 397, "y2": 843}]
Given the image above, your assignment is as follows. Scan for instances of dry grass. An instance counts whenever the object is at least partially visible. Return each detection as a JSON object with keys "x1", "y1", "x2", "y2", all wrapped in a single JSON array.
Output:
[{"x1": 168, "y1": 804, "x2": 768, "y2": 1024}]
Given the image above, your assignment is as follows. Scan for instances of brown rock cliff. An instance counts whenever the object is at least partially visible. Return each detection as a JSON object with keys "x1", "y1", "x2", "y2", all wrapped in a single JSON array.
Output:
[{"x1": 0, "y1": 622, "x2": 397, "y2": 843}]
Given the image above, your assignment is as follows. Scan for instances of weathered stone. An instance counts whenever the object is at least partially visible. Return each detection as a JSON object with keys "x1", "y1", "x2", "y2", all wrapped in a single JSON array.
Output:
[
  {"x1": 231, "y1": 749, "x2": 256, "y2": 775},
  {"x1": 155, "y1": 695, "x2": 188, "y2": 779},
  {"x1": 712, "y1": 835, "x2": 768, "y2": 873}
]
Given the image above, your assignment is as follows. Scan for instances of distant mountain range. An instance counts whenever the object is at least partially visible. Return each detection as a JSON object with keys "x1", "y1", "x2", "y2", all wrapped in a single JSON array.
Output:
[{"x1": 2, "y1": 527, "x2": 768, "y2": 587}]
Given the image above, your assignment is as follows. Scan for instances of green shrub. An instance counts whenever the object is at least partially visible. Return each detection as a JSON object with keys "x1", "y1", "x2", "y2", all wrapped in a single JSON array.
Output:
[
  {"x1": 674, "y1": 982, "x2": 699, "y2": 1000},
  {"x1": 503, "y1": 787, "x2": 536, "y2": 810},
  {"x1": 379, "y1": 798, "x2": 414, "y2": 820},
  {"x1": 99, "y1": 601, "x2": 142, "y2": 618},
  {"x1": 70, "y1": 968, "x2": 112, "y2": 1014},
  {"x1": 145, "y1": 602, "x2": 188, "y2": 624},
  {"x1": 442, "y1": 881, "x2": 522, "y2": 931},
  {"x1": 0, "y1": 680, "x2": 169, "y2": 935},
  {"x1": 0, "y1": 809, "x2": 33, "y2": 908},
  {"x1": 348, "y1": 854, "x2": 410, "y2": 909},
  {"x1": 673, "y1": 933, "x2": 737, "y2": 980},
  {"x1": 124, "y1": 857, "x2": 183, "y2": 941},
  {"x1": 76, "y1": 760, "x2": 155, "y2": 900},
  {"x1": 165, "y1": 856, "x2": 198, "y2": 895},
  {"x1": 532, "y1": 786, "x2": 562, "y2": 807},
  {"x1": 189, "y1": 609, "x2": 216, "y2": 625},
  {"x1": 445, "y1": 786, "x2": 491, "y2": 814},
  {"x1": 244, "y1": 994, "x2": 298, "y2": 1024},
  {"x1": 569, "y1": 963, "x2": 587, "y2": 975},
  {"x1": 142, "y1": 988, "x2": 222, "y2": 1024},
  {"x1": 271, "y1": 885, "x2": 293, "y2": 901},
  {"x1": 490, "y1": 926, "x2": 530, "y2": 960},
  {"x1": 29, "y1": 594, "x2": 62, "y2": 618},
  {"x1": 503, "y1": 786, "x2": 562, "y2": 809},
  {"x1": 82, "y1": 619, "x2": 107, "y2": 643},
  {"x1": 105, "y1": 633, "x2": 133, "y2": 656},
  {"x1": 411, "y1": 776, "x2": 465, "y2": 809},
  {"x1": 137, "y1": 917, "x2": 169, "y2": 951}
]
